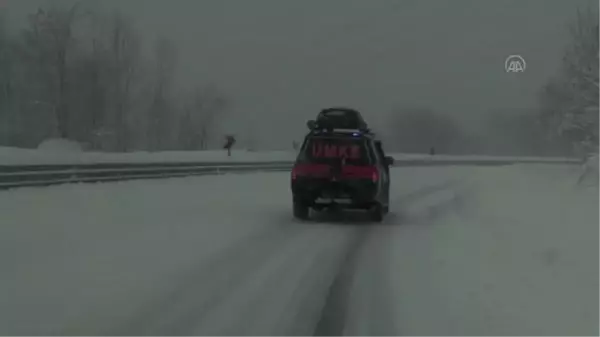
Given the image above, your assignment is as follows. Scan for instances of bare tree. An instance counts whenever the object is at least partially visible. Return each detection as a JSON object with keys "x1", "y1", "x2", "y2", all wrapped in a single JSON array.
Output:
[
  {"x1": 0, "y1": 13, "x2": 14, "y2": 144},
  {"x1": 56, "y1": 8, "x2": 142, "y2": 151},
  {"x1": 25, "y1": 3, "x2": 84, "y2": 139},
  {"x1": 4, "y1": 4, "x2": 231, "y2": 152},
  {"x1": 67, "y1": 10, "x2": 109, "y2": 147},
  {"x1": 147, "y1": 37, "x2": 177, "y2": 150},
  {"x1": 178, "y1": 84, "x2": 228, "y2": 150},
  {"x1": 82, "y1": 9, "x2": 148, "y2": 151},
  {"x1": 102, "y1": 10, "x2": 141, "y2": 151}
]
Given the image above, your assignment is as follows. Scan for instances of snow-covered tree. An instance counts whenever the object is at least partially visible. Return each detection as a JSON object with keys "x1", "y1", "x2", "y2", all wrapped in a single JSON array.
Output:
[{"x1": 539, "y1": 6, "x2": 599, "y2": 156}]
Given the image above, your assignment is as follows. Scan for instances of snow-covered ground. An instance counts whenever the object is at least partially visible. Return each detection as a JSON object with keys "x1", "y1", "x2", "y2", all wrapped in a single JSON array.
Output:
[
  {"x1": 0, "y1": 138, "x2": 297, "y2": 164},
  {"x1": 0, "y1": 143, "x2": 578, "y2": 165},
  {"x1": 0, "y1": 164, "x2": 597, "y2": 335},
  {"x1": 0, "y1": 146, "x2": 298, "y2": 165},
  {"x1": 578, "y1": 152, "x2": 600, "y2": 185},
  {"x1": 392, "y1": 152, "x2": 580, "y2": 163},
  {"x1": 37, "y1": 138, "x2": 85, "y2": 153},
  {"x1": 378, "y1": 164, "x2": 599, "y2": 335}
]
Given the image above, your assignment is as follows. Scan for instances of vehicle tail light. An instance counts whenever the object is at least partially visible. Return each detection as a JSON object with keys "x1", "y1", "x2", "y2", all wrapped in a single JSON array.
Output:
[
  {"x1": 291, "y1": 163, "x2": 330, "y2": 180},
  {"x1": 341, "y1": 165, "x2": 379, "y2": 182}
]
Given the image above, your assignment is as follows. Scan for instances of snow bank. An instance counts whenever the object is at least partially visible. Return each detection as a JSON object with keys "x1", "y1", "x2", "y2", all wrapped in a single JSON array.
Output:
[
  {"x1": 37, "y1": 139, "x2": 84, "y2": 153},
  {"x1": 0, "y1": 139, "x2": 578, "y2": 166},
  {"x1": 391, "y1": 152, "x2": 578, "y2": 163},
  {"x1": 0, "y1": 147, "x2": 297, "y2": 165},
  {"x1": 578, "y1": 152, "x2": 599, "y2": 185},
  {"x1": 0, "y1": 173, "x2": 294, "y2": 335},
  {"x1": 0, "y1": 146, "x2": 39, "y2": 156},
  {"x1": 384, "y1": 164, "x2": 599, "y2": 335},
  {"x1": 0, "y1": 144, "x2": 577, "y2": 166}
]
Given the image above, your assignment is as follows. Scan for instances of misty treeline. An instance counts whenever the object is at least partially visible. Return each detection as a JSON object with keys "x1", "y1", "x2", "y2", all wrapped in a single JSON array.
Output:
[
  {"x1": 384, "y1": 108, "x2": 471, "y2": 155},
  {"x1": 386, "y1": 7, "x2": 598, "y2": 157},
  {"x1": 0, "y1": 3, "x2": 229, "y2": 151},
  {"x1": 539, "y1": 6, "x2": 598, "y2": 157},
  {"x1": 383, "y1": 107, "x2": 569, "y2": 156}
]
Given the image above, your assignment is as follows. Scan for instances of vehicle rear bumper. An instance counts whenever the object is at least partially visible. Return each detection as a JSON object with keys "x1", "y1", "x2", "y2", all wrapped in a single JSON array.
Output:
[{"x1": 291, "y1": 178, "x2": 377, "y2": 206}]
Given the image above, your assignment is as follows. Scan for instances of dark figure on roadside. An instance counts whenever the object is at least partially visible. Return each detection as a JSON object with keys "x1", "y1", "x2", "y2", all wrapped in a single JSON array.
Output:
[{"x1": 224, "y1": 135, "x2": 236, "y2": 156}]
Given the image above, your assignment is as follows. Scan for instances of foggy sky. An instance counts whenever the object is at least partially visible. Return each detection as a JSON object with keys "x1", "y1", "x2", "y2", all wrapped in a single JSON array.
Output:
[{"x1": 3, "y1": 0, "x2": 597, "y2": 148}]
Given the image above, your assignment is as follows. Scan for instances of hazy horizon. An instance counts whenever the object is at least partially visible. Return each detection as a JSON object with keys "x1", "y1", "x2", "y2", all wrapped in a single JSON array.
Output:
[{"x1": 3, "y1": 0, "x2": 597, "y2": 149}]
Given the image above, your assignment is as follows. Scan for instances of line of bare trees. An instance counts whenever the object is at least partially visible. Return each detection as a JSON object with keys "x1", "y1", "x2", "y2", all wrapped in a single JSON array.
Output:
[
  {"x1": 538, "y1": 5, "x2": 599, "y2": 157},
  {"x1": 383, "y1": 107, "x2": 474, "y2": 154},
  {"x1": 383, "y1": 106, "x2": 576, "y2": 156},
  {"x1": 0, "y1": 3, "x2": 229, "y2": 152}
]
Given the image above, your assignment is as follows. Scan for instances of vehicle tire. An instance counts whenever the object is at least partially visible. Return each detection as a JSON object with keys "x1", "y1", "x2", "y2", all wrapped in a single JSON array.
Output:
[
  {"x1": 369, "y1": 203, "x2": 384, "y2": 222},
  {"x1": 293, "y1": 201, "x2": 310, "y2": 220},
  {"x1": 383, "y1": 205, "x2": 390, "y2": 214}
]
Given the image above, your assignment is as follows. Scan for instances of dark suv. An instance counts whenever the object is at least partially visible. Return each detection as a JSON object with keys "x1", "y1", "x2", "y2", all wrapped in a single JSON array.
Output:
[{"x1": 290, "y1": 128, "x2": 394, "y2": 222}]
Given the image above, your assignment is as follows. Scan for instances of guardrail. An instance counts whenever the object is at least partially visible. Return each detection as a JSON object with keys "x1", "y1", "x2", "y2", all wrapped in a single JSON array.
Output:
[
  {"x1": 0, "y1": 162, "x2": 293, "y2": 190},
  {"x1": 0, "y1": 155, "x2": 581, "y2": 190}
]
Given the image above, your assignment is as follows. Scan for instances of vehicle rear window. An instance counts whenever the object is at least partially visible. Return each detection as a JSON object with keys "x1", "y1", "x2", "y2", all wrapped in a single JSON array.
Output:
[
  {"x1": 299, "y1": 136, "x2": 371, "y2": 165},
  {"x1": 318, "y1": 110, "x2": 362, "y2": 129},
  {"x1": 322, "y1": 110, "x2": 347, "y2": 117}
]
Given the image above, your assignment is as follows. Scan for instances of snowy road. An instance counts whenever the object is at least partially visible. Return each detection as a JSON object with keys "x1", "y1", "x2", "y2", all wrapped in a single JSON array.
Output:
[{"x1": 0, "y1": 165, "x2": 597, "y2": 335}]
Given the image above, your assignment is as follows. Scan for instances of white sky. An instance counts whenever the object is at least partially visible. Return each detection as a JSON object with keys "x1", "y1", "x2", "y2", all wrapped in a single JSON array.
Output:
[{"x1": 3, "y1": 0, "x2": 597, "y2": 148}]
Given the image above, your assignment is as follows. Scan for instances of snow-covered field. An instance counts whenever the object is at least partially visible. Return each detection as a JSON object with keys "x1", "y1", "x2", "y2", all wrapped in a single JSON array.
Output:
[
  {"x1": 0, "y1": 164, "x2": 597, "y2": 335},
  {"x1": 382, "y1": 164, "x2": 599, "y2": 335},
  {"x1": 0, "y1": 138, "x2": 579, "y2": 165},
  {"x1": 0, "y1": 139, "x2": 298, "y2": 164},
  {"x1": 0, "y1": 143, "x2": 578, "y2": 165},
  {"x1": 0, "y1": 145, "x2": 298, "y2": 165},
  {"x1": 392, "y1": 152, "x2": 580, "y2": 163}
]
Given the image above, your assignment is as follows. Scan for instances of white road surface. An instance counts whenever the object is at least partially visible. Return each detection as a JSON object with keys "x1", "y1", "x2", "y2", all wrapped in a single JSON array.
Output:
[{"x1": 0, "y1": 164, "x2": 597, "y2": 335}]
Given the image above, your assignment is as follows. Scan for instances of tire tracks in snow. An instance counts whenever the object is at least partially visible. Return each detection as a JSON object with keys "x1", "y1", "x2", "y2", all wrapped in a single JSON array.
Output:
[
  {"x1": 109, "y1": 222, "x2": 368, "y2": 336},
  {"x1": 193, "y1": 224, "x2": 364, "y2": 335},
  {"x1": 308, "y1": 221, "x2": 405, "y2": 335},
  {"x1": 311, "y1": 179, "x2": 474, "y2": 337},
  {"x1": 311, "y1": 226, "x2": 371, "y2": 336},
  {"x1": 107, "y1": 222, "x2": 308, "y2": 335},
  {"x1": 392, "y1": 179, "x2": 460, "y2": 205},
  {"x1": 393, "y1": 178, "x2": 472, "y2": 225},
  {"x1": 105, "y1": 178, "x2": 469, "y2": 336},
  {"x1": 343, "y1": 227, "x2": 398, "y2": 336}
]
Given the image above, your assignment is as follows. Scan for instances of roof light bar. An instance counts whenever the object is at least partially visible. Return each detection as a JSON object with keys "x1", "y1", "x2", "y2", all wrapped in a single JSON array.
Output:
[
  {"x1": 312, "y1": 128, "x2": 362, "y2": 133},
  {"x1": 312, "y1": 128, "x2": 371, "y2": 134}
]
